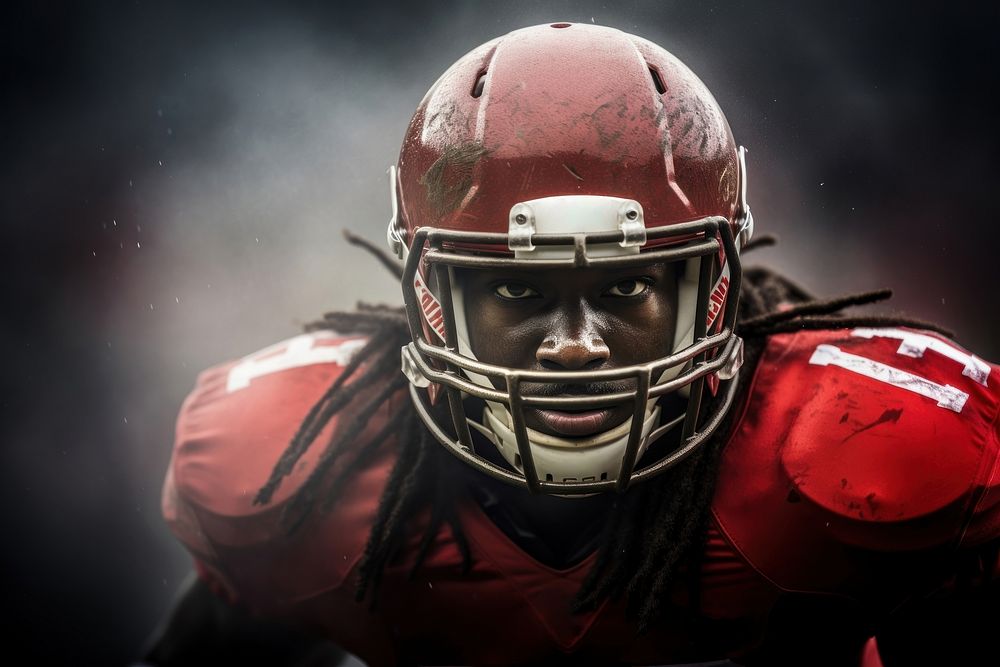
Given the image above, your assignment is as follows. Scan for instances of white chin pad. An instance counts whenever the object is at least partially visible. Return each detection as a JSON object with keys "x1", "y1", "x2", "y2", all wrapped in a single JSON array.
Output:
[{"x1": 472, "y1": 400, "x2": 663, "y2": 484}]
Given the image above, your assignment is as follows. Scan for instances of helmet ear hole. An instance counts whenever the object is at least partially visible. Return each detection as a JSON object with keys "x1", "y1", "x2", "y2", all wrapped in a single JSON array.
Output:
[
  {"x1": 648, "y1": 65, "x2": 666, "y2": 94},
  {"x1": 471, "y1": 70, "x2": 487, "y2": 98}
]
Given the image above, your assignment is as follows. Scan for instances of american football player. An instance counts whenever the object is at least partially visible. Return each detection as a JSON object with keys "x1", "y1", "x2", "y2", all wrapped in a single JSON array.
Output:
[{"x1": 145, "y1": 23, "x2": 1000, "y2": 667}]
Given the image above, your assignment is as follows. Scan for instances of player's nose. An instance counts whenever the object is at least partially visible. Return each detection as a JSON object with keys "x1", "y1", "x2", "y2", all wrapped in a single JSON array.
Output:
[{"x1": 536, "y1": 323, "x2": 611, "y2": 371}]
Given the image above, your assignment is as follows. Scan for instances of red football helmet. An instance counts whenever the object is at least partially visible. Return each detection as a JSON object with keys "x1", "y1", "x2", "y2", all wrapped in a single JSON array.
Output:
[{"x1": 387, "y1": 23, "x2": 752, "y2": 495}]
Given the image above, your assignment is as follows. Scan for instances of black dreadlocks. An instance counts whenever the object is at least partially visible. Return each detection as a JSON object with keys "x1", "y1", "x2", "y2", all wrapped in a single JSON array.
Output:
[{"x1": 254, "y1": 231, "x2": 953, "y2": 632}]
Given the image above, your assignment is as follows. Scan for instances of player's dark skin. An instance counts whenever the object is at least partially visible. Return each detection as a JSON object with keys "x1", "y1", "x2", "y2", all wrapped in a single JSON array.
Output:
[
  {"x1": 461, "y1": 263, "x2": 679, "y2": 436},
  {"x1": 457, "y1": 263, "x2": 680, "y2": 567}
]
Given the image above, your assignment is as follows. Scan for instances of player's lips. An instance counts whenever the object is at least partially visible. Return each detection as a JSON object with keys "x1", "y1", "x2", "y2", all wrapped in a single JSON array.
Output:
[
  {"x1": 521, "y1": 381, "x2": 635, "y2": 438},
  {"x1": 529, "y1": 407, "x2": 619, "y2": 437}
]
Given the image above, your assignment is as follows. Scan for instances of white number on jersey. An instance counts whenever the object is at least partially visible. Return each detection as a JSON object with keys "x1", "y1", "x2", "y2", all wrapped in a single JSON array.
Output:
[{"x1": 226, "y1": 332, "x2": 367, "y2": 393}]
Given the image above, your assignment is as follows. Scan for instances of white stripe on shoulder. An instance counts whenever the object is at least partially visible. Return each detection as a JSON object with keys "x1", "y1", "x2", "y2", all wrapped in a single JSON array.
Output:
[
  {"x1": 851, "y1": 327, "x2": 989, "y2": 386},
  {"x1": 809, "y1": 344, "x2": 968, "y2": 413}
]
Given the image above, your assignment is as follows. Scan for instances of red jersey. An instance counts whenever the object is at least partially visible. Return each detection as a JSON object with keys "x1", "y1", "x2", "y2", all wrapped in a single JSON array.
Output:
[{"x1": 162, "y1": 327, "x2": 1000, "y2": 666}]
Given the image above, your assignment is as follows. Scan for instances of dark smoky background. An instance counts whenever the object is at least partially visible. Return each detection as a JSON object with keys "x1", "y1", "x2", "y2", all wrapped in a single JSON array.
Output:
[{"x1": 1, "y1": 0, "x2": 997, "y2": 663}]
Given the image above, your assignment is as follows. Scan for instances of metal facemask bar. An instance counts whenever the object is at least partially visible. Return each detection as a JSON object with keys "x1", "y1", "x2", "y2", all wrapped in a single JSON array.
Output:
[{"x1": 399, "y1": 215, "x2": 743, "y2": 495}]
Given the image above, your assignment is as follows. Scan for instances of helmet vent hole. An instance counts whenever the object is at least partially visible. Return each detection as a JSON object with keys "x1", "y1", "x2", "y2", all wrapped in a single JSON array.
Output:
[
  {"x1": 471, "y1": 70, "x2": 487, "y2": 98},
  {"x1": 550, "y1": 22, "x2": 572, "y2": 29},
  {"x1": 600, "y1": 472, "x2": 608, "y2": 481},
  {"x1": 545, "y1": 473, "x2": 554, "y2": 482},
  {"x1": 513, "y1": 453, "x2": 522, "y2": 469},
  {"x1": 648, "y1": 66, "x2": 666, "y2": 95}
]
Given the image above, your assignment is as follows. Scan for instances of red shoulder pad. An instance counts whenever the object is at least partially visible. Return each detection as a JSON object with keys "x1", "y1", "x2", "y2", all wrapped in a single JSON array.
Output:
[
  {"x1": 161, "y1": 332, "x2": 401, "y2": 608},
  {"x1": 773, "y1": 327, "x2": 1000, "y2": 550},
  {"x1": 713, "y1": 327, "x2": 1000, "y2": 594}
]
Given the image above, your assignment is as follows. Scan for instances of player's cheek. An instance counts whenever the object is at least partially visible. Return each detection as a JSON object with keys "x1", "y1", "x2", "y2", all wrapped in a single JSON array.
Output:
[
  {"x1": 467, "y1": 310, "x2": 533, "y2": 368},
  {"x1": 613, "y1": 298, "x2": 675, "y2": 360}
]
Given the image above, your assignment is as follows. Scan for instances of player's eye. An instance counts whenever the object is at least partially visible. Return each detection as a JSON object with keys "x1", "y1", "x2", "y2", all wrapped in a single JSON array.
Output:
[
  {"x1": 495, "y1": 283, "x2": 540, "y2": 300},
  {"x1": 604, "y1": 279, "x2": 650, "y2": 297}
]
